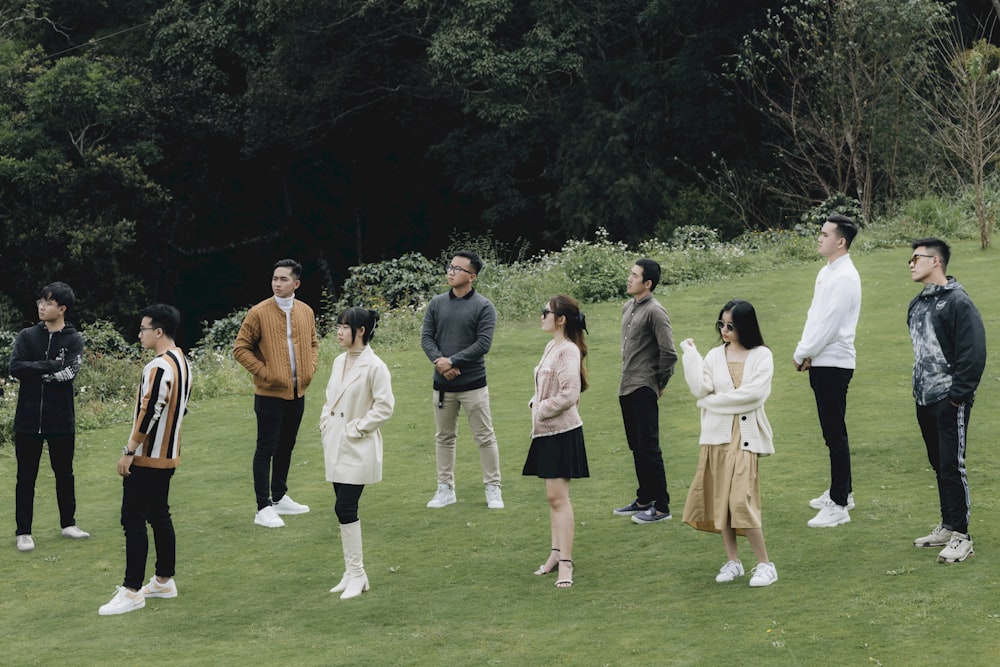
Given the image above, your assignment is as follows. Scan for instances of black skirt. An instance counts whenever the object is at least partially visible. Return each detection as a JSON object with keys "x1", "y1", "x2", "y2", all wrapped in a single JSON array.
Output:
[{"x1": 522, "y1": 426, "x2": 590, "y2": 479}]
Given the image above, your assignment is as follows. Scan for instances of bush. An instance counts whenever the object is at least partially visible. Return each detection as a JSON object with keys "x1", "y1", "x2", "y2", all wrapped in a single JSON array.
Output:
[
  {"x1": 334, "y1": 253, "x2": 439, "y2": 323},
  {"x1": 802, "y1": 193, "x2": 865, "y2": 226},
  {"x1": 556, "y1": 228, "x2": 630, "y2": 303},
  {"x1": 196, "y1": 308, "x2": 249, "y2": 353}
]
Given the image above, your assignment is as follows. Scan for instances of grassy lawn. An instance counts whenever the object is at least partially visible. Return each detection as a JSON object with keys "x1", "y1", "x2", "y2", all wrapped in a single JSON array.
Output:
[{"x1": 2, "y1": 241, "x2": 999, "y2": 666}]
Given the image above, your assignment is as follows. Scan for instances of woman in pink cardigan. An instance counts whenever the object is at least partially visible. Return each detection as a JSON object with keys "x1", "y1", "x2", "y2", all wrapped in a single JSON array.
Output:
[{"x1": 522, "y1": 295, "x2": 589, "y2": 588}]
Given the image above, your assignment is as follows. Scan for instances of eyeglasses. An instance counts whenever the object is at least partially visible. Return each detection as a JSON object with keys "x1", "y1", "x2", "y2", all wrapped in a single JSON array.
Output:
[
  {"x1": 541, "y1": 308, "x2": 553, "y2": 318},
  {"x1": 909, "y1": 253, "x2": 935, "y2": 265},
  {"x1": 717, "y1": 321, "x2": 735, "y2": 332},
  {"x1": 446, "y1": 264, "x2": 474, "y2": 275},
  {"x1": 36, "y1": 299, "x2": 57, "y2": 307},
  {"x1": 137, "y1": 326, "x2": 156, "y2": 334}
]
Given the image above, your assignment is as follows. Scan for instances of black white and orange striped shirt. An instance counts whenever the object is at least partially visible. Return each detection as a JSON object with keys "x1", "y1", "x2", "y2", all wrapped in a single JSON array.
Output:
[{"x1": 130, "y1": 347, "x2": 191, "y2": 469}]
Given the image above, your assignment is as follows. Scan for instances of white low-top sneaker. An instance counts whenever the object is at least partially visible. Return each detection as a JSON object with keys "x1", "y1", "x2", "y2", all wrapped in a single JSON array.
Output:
[
  {"x1": 254, "y1": 505, "x2": 285, "y2": 528},
  {"x1": 272, "y1": 494, "x2": 310, "y2": 515}
]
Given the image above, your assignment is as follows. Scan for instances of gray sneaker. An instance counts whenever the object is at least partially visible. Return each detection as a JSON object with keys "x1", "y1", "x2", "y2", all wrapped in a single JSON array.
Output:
[
  {"x1": 937, "y1": 532, "x2": 974, "y2": 563},
  {"x1": 913, "y1": 524, "x2": 953, "y2": 548},
  {"x1": 426, "y1": 483, "x2": 457, "y2": 508}
]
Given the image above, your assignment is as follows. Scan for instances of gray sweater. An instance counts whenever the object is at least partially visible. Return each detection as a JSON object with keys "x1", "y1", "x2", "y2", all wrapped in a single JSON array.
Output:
[{"x1": 421, "y1": 288, "x2": 496, "y2": 391}]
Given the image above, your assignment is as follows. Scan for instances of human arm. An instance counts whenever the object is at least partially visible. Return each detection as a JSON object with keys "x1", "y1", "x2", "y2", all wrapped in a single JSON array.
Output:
[
  {"x1": 793, "y1": 270, "x2": 858, "y2": 364},
  {"x1": 346, "y1": 361, "x2": 395, "y2": 438},
  {"x1": 653, "y1": 306, "x2": 678, "y2": 393},
  {"x1": 697, "y1": 348, "x2": 773, "y2": 414},
  {"x1": 447, "y1": 300, "x2": 496, "y2": 369},
  {"x1": 41, "y1": 331, "x2": 84, "y2": 383},
  {"x1": 948, "y1": 298, "x2": 987, "y2": 404},
  {"x1": 232, "y1": 310, "x2": 266, "y2": 378},
  {"x1": 9, "y1": 330, "x2": 62, "y2": 379},
  {"x1": 534, "y1": 343, "x2": 581, "y2": 420},
  {"x1": 680, "y1": 339, "x2": 714, "y2": 399}
]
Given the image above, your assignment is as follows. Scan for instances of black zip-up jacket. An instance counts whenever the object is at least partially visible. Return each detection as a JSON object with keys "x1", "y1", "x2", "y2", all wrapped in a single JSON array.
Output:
[
  {"x1": 907, "y1": 277, "x2": 986, "y2": 406},
  {"x1": 9, "y1": 321, "x2": 84, "y2": 434}
]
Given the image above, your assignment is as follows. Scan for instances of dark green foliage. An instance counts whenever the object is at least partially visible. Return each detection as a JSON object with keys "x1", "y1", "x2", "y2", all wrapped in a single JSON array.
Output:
[
  {"x1": 195, "y1": 308, "x2": 249, "y2": 353},
  {"x1": 335, "y1": 252, "x2": 439, "y2": 316}
]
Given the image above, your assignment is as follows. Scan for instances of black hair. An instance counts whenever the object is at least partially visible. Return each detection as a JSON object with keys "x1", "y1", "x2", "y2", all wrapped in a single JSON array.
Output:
[
  {"x1": 826, "y1": 214, "x2": 859, "y2": 248},
  {"x1": 911, "y1": 237, "x2": 951, "y2": 271},
  {"x1": 453, "y1": 250, "x2": 484, "y2": 275},
  {"x1": 139, "y1": 303, "x2": 181, "y2": 339},
  {"x1": 273, "y1": 258, "x2": 303, "y2": 280},
  {"x1": 337, "y1": 307, "x2": 379, "y2": 345},
  {"x1": 717, "y1": 299, "x2": 765, "y2": 349},
  {"x1": 547, "y1": 294, "x2": 589, "y2": 392},
  {"x1": 39, "y1": 282, "x2": 75, "y2": 309},
  {"x1": 635, "y1": 258, "x2": 661, "y2": 291}
]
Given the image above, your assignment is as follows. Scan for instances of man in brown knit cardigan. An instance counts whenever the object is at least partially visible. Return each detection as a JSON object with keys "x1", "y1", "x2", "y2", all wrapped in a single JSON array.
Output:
[{"x1": 234, "y1": 259, "x2": 319, "y2": 528}]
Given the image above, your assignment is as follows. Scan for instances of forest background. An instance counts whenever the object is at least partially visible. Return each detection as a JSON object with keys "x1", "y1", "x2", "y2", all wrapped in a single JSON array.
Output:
[{"x1": 2, "y1": 0, "x2": 1000, "y2": 338}]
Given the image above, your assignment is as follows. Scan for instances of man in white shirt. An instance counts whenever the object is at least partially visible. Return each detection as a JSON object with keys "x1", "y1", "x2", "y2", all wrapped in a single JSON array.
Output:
[{"x1": 793, "y1": 214, "x2": 861, "y2": 528}]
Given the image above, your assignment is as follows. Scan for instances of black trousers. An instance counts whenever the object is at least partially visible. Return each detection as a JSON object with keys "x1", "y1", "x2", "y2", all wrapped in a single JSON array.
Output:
[
  {"x1": 916, "y1": 398, "x2": 972, "y2": 534},
  {"x1": 619, "y1": 387, "x2": 670, "y2": 512},
  {"x1": 809, "y1": 366, "x2": 854, "y2": 507},
  {"x1": 121, "y1": 466, "x2": 175, "y2": 591},
  {"x1": 253, "y1": 395, "x2": 305, "y2": 510},
  {"x1": 15, "y1": 432, "x2": 77, "y2": 534},
  {"x1": 333, "y1": 483, "x2": 366, "y2": 525}
]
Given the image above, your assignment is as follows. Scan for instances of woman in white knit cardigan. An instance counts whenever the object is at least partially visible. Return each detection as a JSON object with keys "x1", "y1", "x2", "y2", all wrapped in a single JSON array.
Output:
[{"x1": 679, "y1": 299, "x2": 777, "y2": 588}]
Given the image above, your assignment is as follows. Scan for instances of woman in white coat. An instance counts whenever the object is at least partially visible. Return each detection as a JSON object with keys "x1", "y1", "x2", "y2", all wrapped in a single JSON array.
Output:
[
  {"x1": 679, "y1": 299, "x2": 777, "y2": 587},
  {"x1": 320, "y1": 307, "x2": 394, "y2": 599}
]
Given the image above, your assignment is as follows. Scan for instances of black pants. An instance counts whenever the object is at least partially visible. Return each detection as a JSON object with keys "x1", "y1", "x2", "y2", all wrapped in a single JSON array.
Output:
[
  {"x1": 15, "y1": 432, "x2": 77, "y2": 534},
  {"x1": 619, "y1": 387, "x2": 670, "y2": 513},
  {"x1": 916, "y1": 398, "x2": 972, "y2": 534},
  {"x1": 121, "y1": 466, "x2": 175, "y2": 591},
  {"x1": 809, "y1": 366, "x2": 854, "y2": 507},
  {"x1": 333, "y1": 483, "x2": 365, "y2": 525},
  {"x1": 253, "y1": 395, "x2": 305, "y2": 510}
]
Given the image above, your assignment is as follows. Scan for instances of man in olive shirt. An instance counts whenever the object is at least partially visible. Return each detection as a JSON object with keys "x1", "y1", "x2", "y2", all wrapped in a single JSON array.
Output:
[{"x1": 613, "y1": 259, "x2": 678, "y2": 524}]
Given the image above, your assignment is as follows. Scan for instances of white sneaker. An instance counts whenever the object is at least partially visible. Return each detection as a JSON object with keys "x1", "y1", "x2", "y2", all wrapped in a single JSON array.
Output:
[
  {"x1": 272, "y1": 494, "x2": 310, "y2": 515},
  {"x1": 98, "y1": 586, "x2": 145, "y2": 615},
  {"x1": 254, "y1": 505, "x2": 285, "y2": 528},
  {"x1": 914, "y1": 524, "x2": 953, "y2": 548},
  {"x1": 807, "y1": 504, "x2": 851, "y2": 528},
  {"x1": 426, "y1": 483, "x2": 457, "y2": 508},
  {"x1": 715, "y1": 560, "x2": 744, "y2": 583},
  {"x1": 809, "y1": 489, "x2": 855, "y2": 511},
  {"x1": 16, "y1": 535, "x2": 35, "y2": 552},
  {"x1": 61, "y1": 525, "x2": 90, "y2": 539},
  {"x1": 140, "y1": 576, "x2": 178, "y2": 599},
  {"x1": 749, "y1": 562, "x2": 778, "y2": 587},
  {"x1": 485, "y1": 484, "x2": 504, "y2": 509},
  {"x1": 937, "y1": 532, "x2": 974, "y2": 563}
]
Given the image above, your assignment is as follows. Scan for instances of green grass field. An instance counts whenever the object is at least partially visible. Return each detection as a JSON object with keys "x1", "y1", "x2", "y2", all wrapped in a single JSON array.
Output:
[{"x1": 3, "y1": 242, "x2": 999, "y2": 666}]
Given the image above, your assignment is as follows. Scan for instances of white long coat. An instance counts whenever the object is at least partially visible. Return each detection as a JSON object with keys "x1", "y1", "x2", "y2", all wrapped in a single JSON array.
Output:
[{"x1": 319, "y1": 345, "x2": 394, "y2": 484}]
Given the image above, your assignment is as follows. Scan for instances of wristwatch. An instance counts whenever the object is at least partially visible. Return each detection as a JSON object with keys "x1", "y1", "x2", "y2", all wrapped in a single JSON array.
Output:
[{"x1": 122, "y1": 447, "x2": 137, "y2": 456}]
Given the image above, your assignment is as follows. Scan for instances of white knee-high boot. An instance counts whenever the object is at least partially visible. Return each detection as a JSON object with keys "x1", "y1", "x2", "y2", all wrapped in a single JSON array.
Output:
[{"x1": 339, "y1": 520, "x2": 368, "y2": 600}]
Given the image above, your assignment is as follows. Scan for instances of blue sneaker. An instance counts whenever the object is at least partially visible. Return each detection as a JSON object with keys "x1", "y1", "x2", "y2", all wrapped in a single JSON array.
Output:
[{"x1": 631, "y1": 507, "x2": 672, "y2": 524}]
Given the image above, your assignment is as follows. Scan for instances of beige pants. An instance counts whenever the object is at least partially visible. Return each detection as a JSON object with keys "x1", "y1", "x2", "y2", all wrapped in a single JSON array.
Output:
[{"x1": 432, "y1": 387, "x2": 501, "y2": 487}]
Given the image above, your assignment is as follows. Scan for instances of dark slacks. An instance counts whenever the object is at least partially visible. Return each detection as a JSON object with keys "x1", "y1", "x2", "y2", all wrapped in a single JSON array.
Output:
[
  {"x1": 809, "y1": 366, "x2": 854, "y2": 507},
  {"x1": 619, "y1": 387, "x2": 670, "y2": 513},
  {"x1": 916, "y1": 398, "x2": 972, "y2": 534},
  {"x1": 333, "y1": 483, "x2": 366, "y2": 525},
  {"x1": 121, "y1": 466, "x2": 175, "y2": 591},
  {"x1": 15, "y1": 432, "x2": 77, "y2": 534},
  {"x1": 253, "y1": 395, "x2": 305, "y2": 510}
]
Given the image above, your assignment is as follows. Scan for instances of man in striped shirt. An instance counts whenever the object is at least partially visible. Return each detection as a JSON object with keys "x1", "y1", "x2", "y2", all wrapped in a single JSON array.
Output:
[{"x1": 100, "y1": 304, "x2": 192, "y2": 616}]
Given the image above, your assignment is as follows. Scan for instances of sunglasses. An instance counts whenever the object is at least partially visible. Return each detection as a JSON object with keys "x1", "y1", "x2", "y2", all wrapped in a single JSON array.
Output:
[{"x1": 717, "y1": 320, "x2": 735, "y2": 332}]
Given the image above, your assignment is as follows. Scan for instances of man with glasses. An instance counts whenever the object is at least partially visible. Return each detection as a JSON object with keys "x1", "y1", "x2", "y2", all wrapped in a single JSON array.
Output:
[
  {"x1": 793, "y1": 214, "x2": 861, "y2": 528},
  {"x1": 907, "y1": 238, "x2": 985, "y2": 563},
  {"x1": 10, "y1": 282, "x2": 89, "y2": 552},
  {"x1": 614, "y1": 258, "x2": 677, "y2": 524},
  {"x1": 421, "y1": 251, "x2": 503, "y2": 509}
]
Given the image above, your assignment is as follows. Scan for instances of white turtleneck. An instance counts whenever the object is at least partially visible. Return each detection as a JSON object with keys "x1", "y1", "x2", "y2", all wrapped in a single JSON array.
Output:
[{"x1": 275, "y1": 295, "x2": 298, "y2": 390}]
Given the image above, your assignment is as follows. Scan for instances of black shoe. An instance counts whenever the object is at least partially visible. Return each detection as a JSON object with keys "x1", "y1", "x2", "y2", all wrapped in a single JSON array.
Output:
[{"x1": 613, "y1": 499, "x2": 652, "y2": 516}]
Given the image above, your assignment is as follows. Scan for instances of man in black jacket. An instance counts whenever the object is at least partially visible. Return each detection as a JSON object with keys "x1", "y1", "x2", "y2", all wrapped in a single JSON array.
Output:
[
  {"x1": 10, "y1": 282, "x2": 89, "y2": 552},
  {"x1": 907, "y1": 239, "x2": 986, "y2": 564}
]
